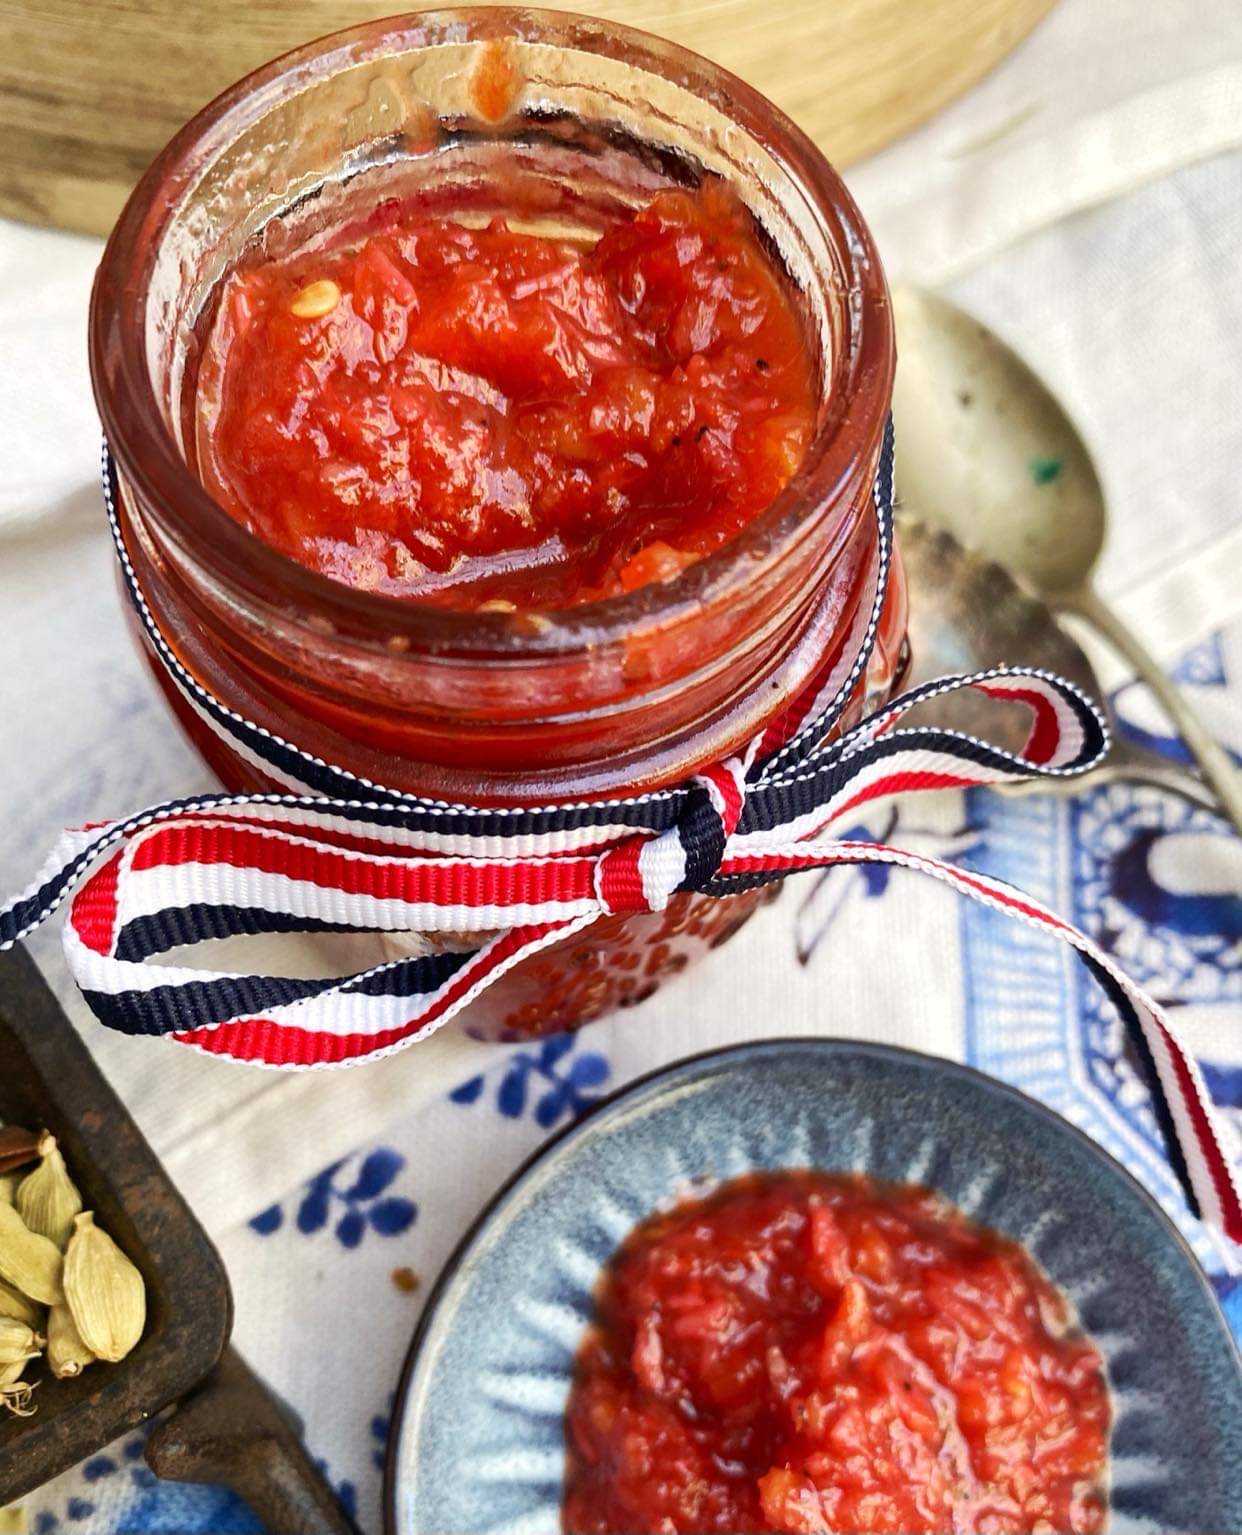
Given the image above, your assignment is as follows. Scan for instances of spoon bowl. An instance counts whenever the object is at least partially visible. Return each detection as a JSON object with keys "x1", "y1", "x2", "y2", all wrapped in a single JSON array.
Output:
[
  {"x1": 898, "y1": 517, "x2": 1216, "y2": 810},
  {"x1": 893, "y1": 288, "x2": 1106, "y2": 595},
  {"x1": 892, "y1": 286, "x2": 1242, "y2": 830}
]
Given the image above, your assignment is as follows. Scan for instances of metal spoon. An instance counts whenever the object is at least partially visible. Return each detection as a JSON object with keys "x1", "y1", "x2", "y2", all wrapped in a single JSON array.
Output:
[
  {"x1": 897, "y1": 518, "x2": 1217, "y2": 812},
  {"x1": 891, "y1": 286, "x2": 1242, "y2": 832}
]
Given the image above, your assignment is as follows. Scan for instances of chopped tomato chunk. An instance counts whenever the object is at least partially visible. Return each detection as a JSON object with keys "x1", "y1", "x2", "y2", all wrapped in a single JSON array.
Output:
[
  {"x1": 198, "y1": 183, "x2": 815, "y2": 609},
  {"x1": 562, "y1": 1172, "x2": 1109, "y2": 1534}
]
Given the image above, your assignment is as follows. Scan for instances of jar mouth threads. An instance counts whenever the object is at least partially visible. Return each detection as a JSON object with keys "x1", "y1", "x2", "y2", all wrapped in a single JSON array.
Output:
[{"x1": 90, "y1": 7, "x2": 893, "y2": 663}]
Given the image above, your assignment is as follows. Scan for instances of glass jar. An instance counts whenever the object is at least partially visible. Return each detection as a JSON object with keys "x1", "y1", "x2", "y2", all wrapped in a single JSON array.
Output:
[{"x1": 89, "y1": 8, "x2": 904, "y2": 1041}]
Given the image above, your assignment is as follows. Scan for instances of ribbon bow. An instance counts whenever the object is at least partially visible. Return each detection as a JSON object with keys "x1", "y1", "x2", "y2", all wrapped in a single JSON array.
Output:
[{"x1": 0, "y1": 430, "x2": 1238, "y2": 1245}]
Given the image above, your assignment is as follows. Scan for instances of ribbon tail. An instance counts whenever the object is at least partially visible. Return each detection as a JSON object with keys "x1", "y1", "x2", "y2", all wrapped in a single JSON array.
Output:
[
  {"x1": 716, "y1": 841, "x2": 1242, "y2": 1245},
  {"x1": 64, "y1": 904, "x2": 602, "y2": 1069}
]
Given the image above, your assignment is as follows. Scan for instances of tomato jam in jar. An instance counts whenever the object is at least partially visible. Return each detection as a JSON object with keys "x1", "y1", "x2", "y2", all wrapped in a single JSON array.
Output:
[
  {"x1": 90, "y1": 10, "x2": 905, "y2": 1041},
  {"x1": 199, "y1": 183, "x2": 819, "y2": 609},
  {"x1": 563, "y1": 1171, "x2": 1111, "y2": 1535}
]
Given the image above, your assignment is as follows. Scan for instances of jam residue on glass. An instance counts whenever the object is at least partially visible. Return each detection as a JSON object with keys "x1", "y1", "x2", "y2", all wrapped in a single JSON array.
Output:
[
  {"x1": 196, "y1": 183, "x2": 815, "y2": 609},
  {"x1": 562, "y1": 1171, "x2": 1110, "y2": 1535}
]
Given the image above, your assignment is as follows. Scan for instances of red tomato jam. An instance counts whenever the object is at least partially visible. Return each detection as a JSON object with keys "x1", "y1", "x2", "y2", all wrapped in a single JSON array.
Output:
[
  {"x1": 563, "y1": 1172, "x2": 1110, "y2": 1535},
  {"x1": 197, "y1": 183, "x2": 815, "y2": 609}
]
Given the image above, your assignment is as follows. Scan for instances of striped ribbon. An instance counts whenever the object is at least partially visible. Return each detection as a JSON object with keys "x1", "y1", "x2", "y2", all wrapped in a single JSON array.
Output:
[{"x1": 1, "y1": 425, "x2": 1238, "y2": 1243}]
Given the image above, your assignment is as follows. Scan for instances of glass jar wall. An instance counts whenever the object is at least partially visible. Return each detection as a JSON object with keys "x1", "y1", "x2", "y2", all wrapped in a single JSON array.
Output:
[{"x1": 90, "y1": 9, "x2": 904, "y2": 1040}]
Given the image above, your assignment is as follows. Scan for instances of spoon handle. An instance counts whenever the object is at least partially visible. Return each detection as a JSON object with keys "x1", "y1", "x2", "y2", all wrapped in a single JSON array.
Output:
[
  {"x1": 1094, "y1": 739, "x2": 1221, "y2": 815},
  {"x1": 1061, "y1": 584, "x2": 1242, "y2": 836}
]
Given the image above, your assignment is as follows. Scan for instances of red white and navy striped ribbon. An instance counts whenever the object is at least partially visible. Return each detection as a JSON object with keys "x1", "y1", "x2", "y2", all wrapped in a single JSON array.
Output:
[{"x1": 1, "y1": 424, "x2": 1238, "y2": 1243}]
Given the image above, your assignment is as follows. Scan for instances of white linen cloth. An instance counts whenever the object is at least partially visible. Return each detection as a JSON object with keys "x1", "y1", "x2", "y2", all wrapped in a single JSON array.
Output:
[{"x1": 1, "y1": 1, "x2": 1240, "y2": 1528}]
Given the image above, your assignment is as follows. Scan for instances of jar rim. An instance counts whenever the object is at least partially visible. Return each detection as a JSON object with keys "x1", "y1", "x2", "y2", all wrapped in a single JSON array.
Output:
[{"x1": 89, "y1": 5, "x2": 893, "y2": 658}]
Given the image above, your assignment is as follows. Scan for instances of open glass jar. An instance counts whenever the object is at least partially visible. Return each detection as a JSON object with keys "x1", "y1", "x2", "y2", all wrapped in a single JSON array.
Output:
[{"x1": 89, "y1": 8, "x2": 904, "y2": 1042}]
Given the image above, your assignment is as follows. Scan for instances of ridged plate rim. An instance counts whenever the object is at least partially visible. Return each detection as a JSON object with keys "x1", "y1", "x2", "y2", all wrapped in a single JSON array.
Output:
[{"x1": 384, "y1": 1038, "x2": 1242, "y2": 1535}]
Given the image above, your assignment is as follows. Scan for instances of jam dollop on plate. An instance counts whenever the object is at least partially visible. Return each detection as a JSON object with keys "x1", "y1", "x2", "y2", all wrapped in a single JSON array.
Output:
[
  {"x1": 197, "y1": 183, "x2": 815, "y2": 610},
  {"x1": 563, "y1": 1170, "x2": 1110, "y2": 1535}
]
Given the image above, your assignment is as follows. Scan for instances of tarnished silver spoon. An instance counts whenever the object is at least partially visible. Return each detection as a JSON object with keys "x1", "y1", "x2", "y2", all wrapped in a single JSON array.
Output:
[
  {"x1": 891, "y1": 286, "x2": 1241, "y2": 831},
  {"x1": 898, "y1": 518, "x2": 1217, "y2": 812}
]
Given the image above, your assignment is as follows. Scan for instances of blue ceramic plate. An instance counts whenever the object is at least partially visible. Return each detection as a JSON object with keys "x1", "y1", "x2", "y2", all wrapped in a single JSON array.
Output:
[{"x1": 386, "y1": 1040, "x2": 1242, "y2": 1535}]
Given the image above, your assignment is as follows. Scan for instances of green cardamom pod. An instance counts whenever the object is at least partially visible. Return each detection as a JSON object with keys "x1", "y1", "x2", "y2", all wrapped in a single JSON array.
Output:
[
  {"x1": 0, "y1": 1278, "x2": 42, "y2": 1330},
  {"x1": 16, "y1": 1134, "x2": 82, "y2": 1250},
  {"x1": 48, "y1": 1303, "x2": 94, "y2": 1379},
  {"x1": 63, "y1": 1212, "x2": 146, "y2": 1363},
  {"x1": 0, "y1": 1316, "x2": 43, "y2": 1368},
  {"x1": 0, "y1": 1174, "x2": 17, "y2": 1205},
  {"x1": 0, "y1": 1201, "x2": 63, "y2": 1306}
]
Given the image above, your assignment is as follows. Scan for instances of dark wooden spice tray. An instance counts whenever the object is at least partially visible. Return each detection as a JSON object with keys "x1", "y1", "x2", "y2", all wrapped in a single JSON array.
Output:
[
  {"x1": 0, "y1": 943, "x2": 230, "y2": 1499},
  {"x1": 0, "y1": 944, "x2": 355, "y2": 1533}
]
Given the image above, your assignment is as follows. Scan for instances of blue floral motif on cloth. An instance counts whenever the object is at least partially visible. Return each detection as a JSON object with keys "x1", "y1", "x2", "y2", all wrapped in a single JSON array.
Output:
[
  {"x1": 450, "y1": 1032, "x2": 611, "y2": 1127},
  {"x1": 249, "y1": 1147, "x2": 417, "y2": 1249},
  {"x1": 24, "y1": 1430, "x2": 262, "y2": 1533},
  {"x1": 1072, "y1": 792, "x2": 1239, "y2": 1123},
  {"x1": 370, "y1": 1397, "x2": 394, "y2": 1473}
]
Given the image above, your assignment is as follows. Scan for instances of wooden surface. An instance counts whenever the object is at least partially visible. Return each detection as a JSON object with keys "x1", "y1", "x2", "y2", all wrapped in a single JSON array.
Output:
[{"x1": 0, "y1": 0, "x2": 1055, "y2": 237}]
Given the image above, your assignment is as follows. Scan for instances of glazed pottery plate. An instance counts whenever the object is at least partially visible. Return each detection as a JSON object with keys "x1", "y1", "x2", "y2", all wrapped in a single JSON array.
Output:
[{"x1": 386, "y1": 1040, "x2": 1242, "y2": 1535}]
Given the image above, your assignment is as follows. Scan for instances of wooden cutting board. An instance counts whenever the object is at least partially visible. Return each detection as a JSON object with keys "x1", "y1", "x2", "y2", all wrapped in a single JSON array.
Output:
[{"x1": 0, "y1": 0, "x2": 1054, "y2": 237}]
